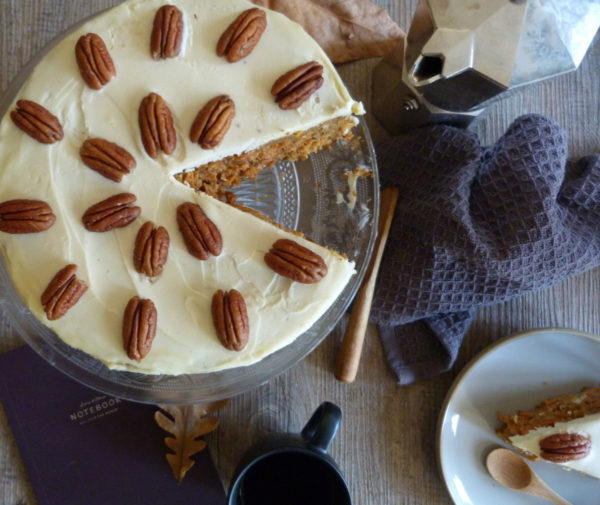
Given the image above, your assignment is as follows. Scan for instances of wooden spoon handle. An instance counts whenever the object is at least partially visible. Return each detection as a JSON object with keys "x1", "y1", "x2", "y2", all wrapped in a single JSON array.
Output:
[
  {"x1": 533, "y1": 484, "x2": 574, "y2": 505},
  {"x1": 334, "y1": 187, "x2": 399, "y2": 383}
]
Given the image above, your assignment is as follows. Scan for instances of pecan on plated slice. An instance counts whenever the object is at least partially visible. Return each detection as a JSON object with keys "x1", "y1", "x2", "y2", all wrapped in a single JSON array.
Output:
[
  {"x1": 271, "y1": 61, "x2": 324, "y2": 110},
  {"x1": 176, "y1": 202, "x2": 222, "y2": 260},
  {"x1": 10, "y1": 99, "x2": 63, "y2": 144},
  {"x1": 540, "y1": 433, "x2": 591, "y2": 462},
  {"x1": 0, "y1": 199, "x2": 56, "y2": 234},
  {"x1": 133, "y1": 221, "x2": 170, "y2": 278},
  {"x1": 75, "y1": 33, "x2": 116, "y2": 90},
  {"x1": 122, "y1": 296, "x2": 157, "y2": 361},
  {"x1": 189, "y1": 95, "x2": 235, "y2": 149},
  {"x1": 80, "y1": 138, "x2": 136, "y2": 182},
  {"x1": 265, "y1": 239, "x2": 328, "y2": 283},
  {"x1": 82, "y1": 193, "x2": 141, "y2": 232},
  {"x1": 138, "y1": 92, "x2": 177, "y2": 158},
  {"x1": 150, "y1": 5, "x2": 184, "y2": 60},
  {"x1": 211, "y1": 289, "x2": 249, "y2": 351},
  {"x1": 41, "y1": 264, "x2": 88, "y2": 320},
  {"x1": 216, "y1": 7, "x2": 267, "y2": 63}
]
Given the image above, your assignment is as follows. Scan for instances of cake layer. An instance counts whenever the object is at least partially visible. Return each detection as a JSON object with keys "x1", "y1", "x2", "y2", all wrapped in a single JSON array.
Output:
[
  {"x1": 177, "y1": 116, "x2": 358, "y2": 197},
  {"x1": 0, "y1": 0, "x2": 362, "y2": 374}
]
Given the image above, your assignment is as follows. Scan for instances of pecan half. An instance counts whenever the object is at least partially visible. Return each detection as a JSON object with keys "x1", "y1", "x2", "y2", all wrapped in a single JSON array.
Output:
[
  {"x1": 211, "y1": 289, "x2": 249, "y2": 351},
  {"x1": 10, "y1": 100, "x2": 63, "y2": 144},
  {"x1": 0, "y1": 199, "x2": 56, "y2": 234},
  {"x1": 122, "y1": 296, "x2": 157, "y2": 361},
  {"x1": 216, "y1": 8, "x2": 267, "y2": 63},
  {"x1": 540, "y1": 433, "x2": 591, "y2": 462},
  {"x1": 265, "y1": 239, "x2": 328, "y2": 283},
  {"x1": 138, "y1": 92, "x2": 177, "y2": 158},
  {"x1": 176, "y1": 202, "x2": 222, "y2": 260},
  {"x1": 189, "y1": 95, "x2": 235, "y2": 149},
  {"x1": 133, "y1": 221, "x2": 170, "y2": 277},
  {"x1": 271, "y1": 61, "x2": 324, "y2": 110},
  {"x1": 82, "y1": 193, "x2": 141, "y2": 232},
  {"x1": 151, "y1": 5, "x2": 184, "y2": 60},
  {"x1": 80, "y1": 138, "x2": 136, "y2": 182},
  {"x1": 75, "y1": 33, "x2": 116, "y2": 90},
  {"x1": 41, "y1": 264, "x2": 88, "y2": 320}
]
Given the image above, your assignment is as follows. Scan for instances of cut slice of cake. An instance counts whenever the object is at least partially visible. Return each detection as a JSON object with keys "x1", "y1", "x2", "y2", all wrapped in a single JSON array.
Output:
[
  {"x1": 0, "y1": 0, "x2": 366, "y2": 375},
  {"x1": 497, "y1": 386, "x2": 600, "y2": 479}
]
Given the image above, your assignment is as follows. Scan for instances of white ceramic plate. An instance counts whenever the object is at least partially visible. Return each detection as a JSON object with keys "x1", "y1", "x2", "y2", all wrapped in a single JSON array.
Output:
[{"x1": 437, "y1": 328, "x2": 600, "y2": 505}]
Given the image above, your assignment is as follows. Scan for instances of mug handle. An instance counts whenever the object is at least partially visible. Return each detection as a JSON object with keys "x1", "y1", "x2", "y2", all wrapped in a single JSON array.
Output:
[{"x1": 301, "y1": 401, "x2": 342, "y2": 453}]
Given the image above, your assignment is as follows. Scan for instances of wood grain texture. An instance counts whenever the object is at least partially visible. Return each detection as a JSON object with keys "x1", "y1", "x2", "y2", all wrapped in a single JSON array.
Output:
[{"x1": 1, "y1": 2, "x2": 599, "y2": 505}]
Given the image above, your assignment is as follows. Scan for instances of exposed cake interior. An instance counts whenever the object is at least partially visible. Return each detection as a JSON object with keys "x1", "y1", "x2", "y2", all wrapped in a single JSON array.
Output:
[
  {"x1": 0, "y1": 0, "x2": 365, "y2": 374},
  {"x1": 177, "y1": 116, "x2": 358, "y2": 197}
]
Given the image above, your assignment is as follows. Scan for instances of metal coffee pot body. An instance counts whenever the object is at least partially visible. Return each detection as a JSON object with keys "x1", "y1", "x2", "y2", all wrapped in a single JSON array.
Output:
[{"x1": 373, "y1": 0, "x2": 600, "y2": 133}]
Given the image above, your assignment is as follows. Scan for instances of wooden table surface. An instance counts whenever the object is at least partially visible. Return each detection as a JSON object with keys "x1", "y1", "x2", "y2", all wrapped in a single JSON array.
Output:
[{"x1": 1, "y1": 1, "x2": 599, "y2": 504}]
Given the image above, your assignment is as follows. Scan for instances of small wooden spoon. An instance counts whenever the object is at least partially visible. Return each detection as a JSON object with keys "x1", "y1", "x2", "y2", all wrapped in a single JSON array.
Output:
[
  {"x1": 486, "y1": 447, "x2": 574, "y2": 505},
  {"x1": 334, "y1": 187, "x2": 399, "y2": 383}
]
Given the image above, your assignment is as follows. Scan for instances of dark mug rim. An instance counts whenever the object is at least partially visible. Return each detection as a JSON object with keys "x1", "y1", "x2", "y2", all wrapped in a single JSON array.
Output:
[
  {"x1": 227, "y1": 446, "x2": 352, "y2": 505},
  {"x1": 227, "y1": 402, "x2": 352, "y2": 505}
]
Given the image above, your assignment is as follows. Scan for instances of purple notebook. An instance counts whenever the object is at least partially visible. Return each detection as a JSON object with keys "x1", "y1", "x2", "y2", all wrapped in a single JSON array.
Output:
[{"x1": 0, "y1": 345, "x2": 226, "y2": 505}]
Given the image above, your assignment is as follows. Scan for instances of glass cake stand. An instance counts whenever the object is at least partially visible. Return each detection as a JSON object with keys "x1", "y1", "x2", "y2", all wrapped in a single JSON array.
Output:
[{"x1": 0, "y1": 19, "x2": 379, "y2": 405}]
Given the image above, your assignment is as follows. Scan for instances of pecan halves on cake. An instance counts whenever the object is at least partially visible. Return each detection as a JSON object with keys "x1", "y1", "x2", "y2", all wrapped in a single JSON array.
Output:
[
  {"x1": 138, "y1": 92, "x2": 177, "y2": 158},
  {"x1": 211, "y1": 289, "x2": 249, "y2": 351},
  {"x1": 0, "y1": 199, "x2": 56, "y2": 234},
  {"x1": 539, "y1": 433, "x2": 591, "y2": 462},
  {"x1": 133, "y1": 221, "x2": 170, "y2": 278},
  {"x1": 82, "y1": 193, "x2": 141, "y2": 232},
  {"x1": 41, "y1": 264, "x2": 88, "y2": 320},
  {"x1": 265, "y1": 239, "x2": 328, "y2": 283},
  {"x1": 176, "y1": 202, "x2": 222, "y2": 260},
  {"x1": 216, "y1": 8, "x2": 267, "y2": 63},
  {"x1": 122, "y1": 296, "x2": 157, "y2": 361},
  {"x1": 271, "y1": 61, "x2": 324, "y2": 110},
  {"x1": 80, "y1": 138, "x2": 137, "y2": 182},
  {"x1": 10, "y1": 100, "x2": 63, "y2": 144},
  {"x1": 151, "y1": 5, "x2": 184, "y2": 60},
  {"x1": 75, "y1": 33, "x2": 116, "y2": 90},
  {"x1": 189, "y1": 95, "x2": 235, "y2": 149}
]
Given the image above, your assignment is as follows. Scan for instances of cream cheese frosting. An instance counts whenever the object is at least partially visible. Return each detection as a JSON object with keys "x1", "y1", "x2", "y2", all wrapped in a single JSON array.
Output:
[
  {"x1": 509, "y1": 413, "x2": 600, "y2": 479},
  {"x1": 0, "y1": 0, "x2": 362, "y2": 374}
]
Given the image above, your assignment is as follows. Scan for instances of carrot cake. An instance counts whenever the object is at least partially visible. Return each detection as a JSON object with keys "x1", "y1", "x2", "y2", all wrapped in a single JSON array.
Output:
[
  {"x1": 497, "y1": 386, "x2": 600, "y2": 479},
  {"x1": 0, "y1": 0, "x2": 364, "y2": 374}
]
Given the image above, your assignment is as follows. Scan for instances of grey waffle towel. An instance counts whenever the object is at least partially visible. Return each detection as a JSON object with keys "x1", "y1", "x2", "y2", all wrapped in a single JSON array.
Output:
[{"x1": 370, "y1": 114, "x2": 600, "y2": 384}]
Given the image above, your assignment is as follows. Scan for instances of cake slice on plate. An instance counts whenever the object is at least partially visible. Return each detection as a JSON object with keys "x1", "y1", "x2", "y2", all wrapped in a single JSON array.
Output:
[{"x1": 497, "y1": 386, "x2": 600, "y2": 479}]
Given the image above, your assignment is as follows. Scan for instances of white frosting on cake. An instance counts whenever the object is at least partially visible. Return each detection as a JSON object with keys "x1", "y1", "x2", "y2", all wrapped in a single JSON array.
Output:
[
  {"x1": 509, "y1": 413, "x2": 600, "y2": 479},
  {"x1": 0, "y1": 0, "x2": 362, "y2": 374}
]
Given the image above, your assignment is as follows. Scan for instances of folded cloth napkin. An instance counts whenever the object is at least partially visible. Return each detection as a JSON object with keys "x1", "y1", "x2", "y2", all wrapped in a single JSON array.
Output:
[{"x1": 370, "y1": 114, "x2": 600, "y2": 385}]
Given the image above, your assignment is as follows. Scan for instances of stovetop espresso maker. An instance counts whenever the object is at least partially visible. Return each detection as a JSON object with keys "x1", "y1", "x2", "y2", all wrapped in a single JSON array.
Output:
[{"x1": 373, "y1": 0, "x2": 600, "y2": 133}]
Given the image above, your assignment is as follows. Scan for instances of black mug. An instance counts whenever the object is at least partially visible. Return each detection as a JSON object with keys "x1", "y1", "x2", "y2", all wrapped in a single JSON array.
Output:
[{"x1": 228, "y1": 402, "x2": 352, "y2": 505}]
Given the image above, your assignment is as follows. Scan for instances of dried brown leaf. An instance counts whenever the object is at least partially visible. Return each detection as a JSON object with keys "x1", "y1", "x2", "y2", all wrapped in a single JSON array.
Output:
[
  {"x1": 155, "y1": 399, "x2": 228, "y2": 481},
  {"x1": 251, "y1": 0, "x2": 404, "y2": 63}
]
